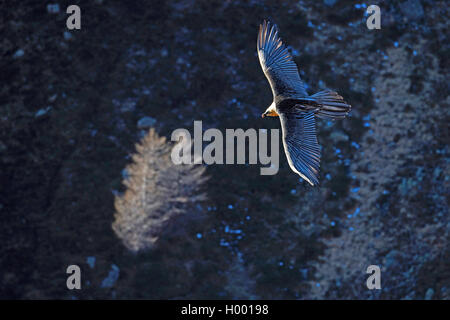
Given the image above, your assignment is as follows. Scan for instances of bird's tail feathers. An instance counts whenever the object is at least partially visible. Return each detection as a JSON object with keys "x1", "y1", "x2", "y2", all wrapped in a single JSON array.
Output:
[{"x1": 311, "y1": 90, "x2": 351, "y2": 120}]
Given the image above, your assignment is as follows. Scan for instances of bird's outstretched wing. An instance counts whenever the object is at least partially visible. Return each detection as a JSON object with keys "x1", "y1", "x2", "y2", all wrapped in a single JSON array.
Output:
[
  {"x1": 257, "y1": 20, "x2": 307, "y2": 98},
  {"x1": 279, "y1": 111, "x2": 321, "y2": 185}
]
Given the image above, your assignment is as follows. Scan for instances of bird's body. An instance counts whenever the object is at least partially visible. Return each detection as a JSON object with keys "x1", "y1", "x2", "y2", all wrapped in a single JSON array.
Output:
[{"x1": 257, "y1": 20, "x2": 351, "y2": 186}]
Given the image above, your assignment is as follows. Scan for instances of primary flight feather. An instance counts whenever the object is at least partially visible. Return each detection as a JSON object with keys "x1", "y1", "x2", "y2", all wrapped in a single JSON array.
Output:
[{"x1": 257, "y1": 20, "x2": 351, "y2": 186}]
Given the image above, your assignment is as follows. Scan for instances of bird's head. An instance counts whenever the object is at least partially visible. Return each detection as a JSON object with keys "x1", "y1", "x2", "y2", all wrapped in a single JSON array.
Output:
[{"x1": 261, "y1": 102, "x2": 279, "y2": 118}]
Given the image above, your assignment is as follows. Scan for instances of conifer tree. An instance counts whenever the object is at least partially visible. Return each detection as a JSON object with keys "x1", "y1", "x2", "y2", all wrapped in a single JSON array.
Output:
[{"x1": 112, "y1": 129, "x2": 207, "y2": 252}]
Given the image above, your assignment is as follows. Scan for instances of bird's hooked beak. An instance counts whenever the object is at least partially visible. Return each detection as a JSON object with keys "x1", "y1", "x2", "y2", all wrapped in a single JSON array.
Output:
[
  {"x1": 261, "y1": 108, "x2": 278, "y2": 118},
  {"x1": 262, "y1": 102, "x2": 277, "y2": 118}
]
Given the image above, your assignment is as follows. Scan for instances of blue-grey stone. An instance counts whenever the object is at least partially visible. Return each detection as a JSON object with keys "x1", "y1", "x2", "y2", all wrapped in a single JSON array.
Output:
[
  {"x1": 101, "y1": 264, "x2": 120, "y2": 288},
  {"x1": 324, "y1": 0, "x2": 337, "y2": 6},
  {"x1": 13, "y1": 49, "x2": 24, "y2": 59},
  {"x1": 86, "y1": 256, "x2": 96, "y2": 269},
  {"x1": 64, "y1": 31, "x2": 73, "y2": 41},
  {"x1": 47, "y1": 4, "x2": 60, "y2": 14},
  {"x1": 137, "y1": 116, "x2": 157, "y2": 129},
  {"x1": 35, "y1": 107, "x2": 51, "y2": 118},
  {"x1": 425, "y1": 288, "x2": 434, "y2": 300}
]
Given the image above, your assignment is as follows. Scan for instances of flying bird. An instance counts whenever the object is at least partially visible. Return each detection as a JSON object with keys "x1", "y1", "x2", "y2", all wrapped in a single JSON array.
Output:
[{"x1": 257, "y1": 20, "x2": 351, "y2": 186}]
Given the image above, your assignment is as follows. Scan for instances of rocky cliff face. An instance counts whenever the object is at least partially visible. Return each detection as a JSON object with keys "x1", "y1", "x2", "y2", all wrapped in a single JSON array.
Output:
[{"x1": 0, "y1": 0, "x2": 448, "y2": 299}]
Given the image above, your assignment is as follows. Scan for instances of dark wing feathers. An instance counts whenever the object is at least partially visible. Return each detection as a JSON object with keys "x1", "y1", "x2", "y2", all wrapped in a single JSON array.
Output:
[
  {"x1": 279, "y1": 111, "x2": 321, "y2": 186},
  {"x1": 257, "y1": 20, "x2": 307, "y2": 98}
]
